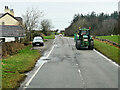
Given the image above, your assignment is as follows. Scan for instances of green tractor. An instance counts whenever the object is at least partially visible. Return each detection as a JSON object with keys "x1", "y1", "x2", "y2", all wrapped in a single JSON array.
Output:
[{"x1": 74, "y1": 28, "x2": 94, "y2": 50}]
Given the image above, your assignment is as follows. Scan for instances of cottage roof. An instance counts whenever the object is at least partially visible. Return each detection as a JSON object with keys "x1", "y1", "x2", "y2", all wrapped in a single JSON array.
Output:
[
  {"x1": 1, "y1": 25, "x2": 25, "y2": 37},
  {"x1": 16, "y1": 17, "x2": 22, "y2": 22}
]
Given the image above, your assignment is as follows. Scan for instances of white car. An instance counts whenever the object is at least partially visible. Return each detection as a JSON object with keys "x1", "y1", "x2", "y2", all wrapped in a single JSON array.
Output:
[
  {"x1": 32, "y1": 37, "x2": 44, "y2": 46},
  {"x1": 59, "y1": 34, "x2": 63, "y2": 37}
]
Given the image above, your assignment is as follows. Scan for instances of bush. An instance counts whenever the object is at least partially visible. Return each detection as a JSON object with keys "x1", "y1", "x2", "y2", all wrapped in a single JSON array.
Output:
[{"x1": 2, "y1": 42, "x2": 24, "y2": 57}]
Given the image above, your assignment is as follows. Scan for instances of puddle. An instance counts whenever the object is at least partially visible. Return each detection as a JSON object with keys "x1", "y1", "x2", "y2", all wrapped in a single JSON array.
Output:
[
  {"x1": 40, "y1": 57, "x2": 51, "y2": 60},
  {"x1": 54, "y1": 44, "x2": 59, "y2": 48},
  {"x1": 35, "y1": 59, "x2": 44, "y2": 67},
  {"x1": 35, "y1": 57, "x2": 51, "y2": 67}
]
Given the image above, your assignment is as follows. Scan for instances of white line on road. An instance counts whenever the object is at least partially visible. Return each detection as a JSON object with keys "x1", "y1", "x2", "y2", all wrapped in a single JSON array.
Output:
[
  {"x1": 78, "y1": 69, "x2": 81, "y2": 73},
  {"x1": 25, "y1": 61, "x2": 45, "y2": 87},
  {"x1": 25, "y1": 43, "x2": 55, "y2": 88},
  {"x1": 76, "y1": 64, "x2": 78, "y2": 66},
  {"x1": 46, "y1": 45, "x2": 55, "y2": 58},
  {"x1": 78, "y1": 69, "x2": 82, "y2": 77},
  {"x1": 78, "y1": 69, "x2": 85, "y2": 87},
  {"x1": 93, "y1": 49, "x2": 119, "y2": 67}
]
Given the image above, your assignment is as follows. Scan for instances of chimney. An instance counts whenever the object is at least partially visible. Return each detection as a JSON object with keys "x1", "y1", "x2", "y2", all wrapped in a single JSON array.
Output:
[
  {"x1": 10, "y1": 9, "x2": 14, "y2": 16},
  {"x1": 5, "y1": 6, "x2": 10, "y2": 14},
  {"x1": 4, "y1": 6, "x2": 14, "y2": 16}
]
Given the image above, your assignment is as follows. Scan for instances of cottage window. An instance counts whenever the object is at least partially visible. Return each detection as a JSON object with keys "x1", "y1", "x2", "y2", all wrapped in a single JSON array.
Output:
[{"x1": 2, "y1": 22, "x2": 5, "y2": 25}]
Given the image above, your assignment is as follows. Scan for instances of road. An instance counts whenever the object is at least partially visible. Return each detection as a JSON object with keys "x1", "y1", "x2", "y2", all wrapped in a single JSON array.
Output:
[{"x1": 22, "y1": 36, "x2": 118, "y2": 89}]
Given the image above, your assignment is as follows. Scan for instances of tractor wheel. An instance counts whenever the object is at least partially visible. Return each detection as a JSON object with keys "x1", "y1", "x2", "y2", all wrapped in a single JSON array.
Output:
[
  {"x1": 76, "y1": 40, "x2": 81, "y2": 50},
  {"x1": 89, "y1": 40, "x2": 94, "y2": 50}
]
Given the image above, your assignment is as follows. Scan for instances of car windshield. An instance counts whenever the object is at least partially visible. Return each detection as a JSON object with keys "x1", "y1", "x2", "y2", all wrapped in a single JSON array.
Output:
[
  {"x1": 36, "y1": 38, "x2": 42, "y2": 40},
  {"x1": 34, "y1": 37, "x2": 42, "y2": 40}
]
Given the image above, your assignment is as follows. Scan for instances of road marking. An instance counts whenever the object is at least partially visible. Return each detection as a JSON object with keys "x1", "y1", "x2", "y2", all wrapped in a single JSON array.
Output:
[
  {"x1": 76, "y1": 64, "x2": 78, "y2": 66},
  {"x1": 78, "y1": 69, "x2": 85, "y2": 88},
  {"x1": 46, "y1": 45, "x2": 55, "y2": 58},
  {"x1": 93, "y1": 49, "x2": 118, "y2": 67},
  {"x1": 25, "y1": 61, "x2": 45, "y2": 87},
  {"x1": 43, "y1": 38, "x2": 56, "y2": 60},
  {"x1": 78, "y1": 69, "x2": 82, "y2": 77},
  {"x1": 25, "y1": 42, "x2": 55, "y2": 88},
  {"x1": 78, "y1": 69, "x2": 81, "y2": 73}
]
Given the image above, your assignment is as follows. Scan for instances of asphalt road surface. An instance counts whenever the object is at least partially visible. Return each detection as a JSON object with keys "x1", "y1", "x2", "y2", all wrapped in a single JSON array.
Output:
[{"x1": 22, "y1": 36, "x2": 118, "y2": 89}]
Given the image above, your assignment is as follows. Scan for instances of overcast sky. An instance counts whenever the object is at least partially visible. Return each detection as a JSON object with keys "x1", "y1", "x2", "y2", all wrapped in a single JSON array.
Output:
[{"x1": 0, "y1": 0, "x2": 119, "y2": 30}]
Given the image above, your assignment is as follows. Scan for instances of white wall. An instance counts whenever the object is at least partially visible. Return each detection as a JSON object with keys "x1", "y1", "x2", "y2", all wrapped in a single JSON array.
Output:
[
  {"x1": 0, "y1": 14, "x2": 20, "y2": 25},
  {"x1": 5, "y1": 37, "x2": 15, "y2": 42},
  {"x1": 0, "y1": 37, "x2": 15, "y2": 42}
]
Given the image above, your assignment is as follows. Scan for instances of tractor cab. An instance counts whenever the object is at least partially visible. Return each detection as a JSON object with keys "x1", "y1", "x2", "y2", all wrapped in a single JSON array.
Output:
[{"x1": 74, "y1": 28, "x2": 94, "y2": 50}]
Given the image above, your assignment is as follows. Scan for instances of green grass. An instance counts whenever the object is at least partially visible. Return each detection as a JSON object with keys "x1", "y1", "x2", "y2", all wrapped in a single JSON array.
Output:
[
  {"x1": 94, "y1": 40, "x2": 120, "y2": 64},
  {"x1": 2, "y1": 45, "x2": 41, "y2": 89},
  {"x1": 96, "y1": 35, "x2": 120, "y2": 44},
  {"x1": 43, "y1": 35, "x2": 55, "y2": 39}
]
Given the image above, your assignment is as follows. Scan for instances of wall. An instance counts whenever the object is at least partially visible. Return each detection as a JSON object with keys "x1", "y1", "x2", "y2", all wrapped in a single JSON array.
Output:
[
  {"x1": 0, "y1": 37, "x2": 15, "y2": 42},
  {"x1": 5, "y1": 37, "x2": 15, "y2": 42},
  {"x1": 0, "y1": 14, "x2": 20, "y2": 25}
]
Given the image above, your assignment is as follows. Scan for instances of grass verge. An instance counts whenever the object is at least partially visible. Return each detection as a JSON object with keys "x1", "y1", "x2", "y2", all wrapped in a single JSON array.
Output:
[
  {"x1": 96, "y1": 35, "x2": 120, "y2": 44},
  {"x1": 43, "y1": 35, "x2": 55, "y2": 39},
  {"x1": 94, "y1": 40, "x2": 120, "y2": 64},
  {"x1": 2, "y1": 45, "x2": 41, "y2": 89}
]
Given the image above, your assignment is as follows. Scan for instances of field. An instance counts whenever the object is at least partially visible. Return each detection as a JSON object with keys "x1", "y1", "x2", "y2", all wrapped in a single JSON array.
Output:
[
  {"x1": 94, "y1": 40, "x2": 119, "y2": 64},
  {"x1": 96, "y1": 35, "x2": 120, "y2": 44},
  {"x1": 43, "y1": 35, "x2": 55, "y2": 39},
  {"x1": 2, "y1": 45, "x2": 41, "y2": 89}
]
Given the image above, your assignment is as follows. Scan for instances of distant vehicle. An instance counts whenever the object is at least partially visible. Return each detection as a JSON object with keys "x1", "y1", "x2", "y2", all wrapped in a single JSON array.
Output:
[
  {"x1": 32, "y1": 36, "x2": 44, "y2": 46},
  {"x1": 59, "y1": 34, "x2": 63, "y2": 37}
]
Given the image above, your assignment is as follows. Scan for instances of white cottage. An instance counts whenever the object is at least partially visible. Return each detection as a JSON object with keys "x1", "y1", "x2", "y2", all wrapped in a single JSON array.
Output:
[{"x1": 0, "y1": 6, "x2": 24, "y2": 42}]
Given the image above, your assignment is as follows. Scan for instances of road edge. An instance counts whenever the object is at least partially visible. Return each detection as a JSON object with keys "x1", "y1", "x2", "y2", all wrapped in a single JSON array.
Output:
[
  {"x1": 93, "y1": 49, "x2": 119, "y2": 67},
  {"x1": 24, "y1": 40, "x2": 55, "y2": 89}
]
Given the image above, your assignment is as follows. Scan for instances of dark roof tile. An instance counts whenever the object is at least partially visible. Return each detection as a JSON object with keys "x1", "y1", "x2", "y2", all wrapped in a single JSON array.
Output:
[
  {"x1": 1, "y1": 25, "x2": 25, "y2": 37},
  {"x1": 16, "y1": 17, "x2": 22, "y2": 22}
]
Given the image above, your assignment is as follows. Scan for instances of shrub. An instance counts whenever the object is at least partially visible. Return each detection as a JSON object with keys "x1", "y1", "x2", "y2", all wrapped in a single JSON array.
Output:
[{"x1": 2, "y1": 42, "x2": 24, "y2": 58}]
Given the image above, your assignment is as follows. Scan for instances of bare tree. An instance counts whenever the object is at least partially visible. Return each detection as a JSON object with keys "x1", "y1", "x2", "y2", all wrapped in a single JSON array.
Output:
[
  {"x1": 22, "y1": 8, "x2": 43, "y2": 41},
  {"x1": 40, "y1": 19, "x2": 53, "y2": 35}
]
